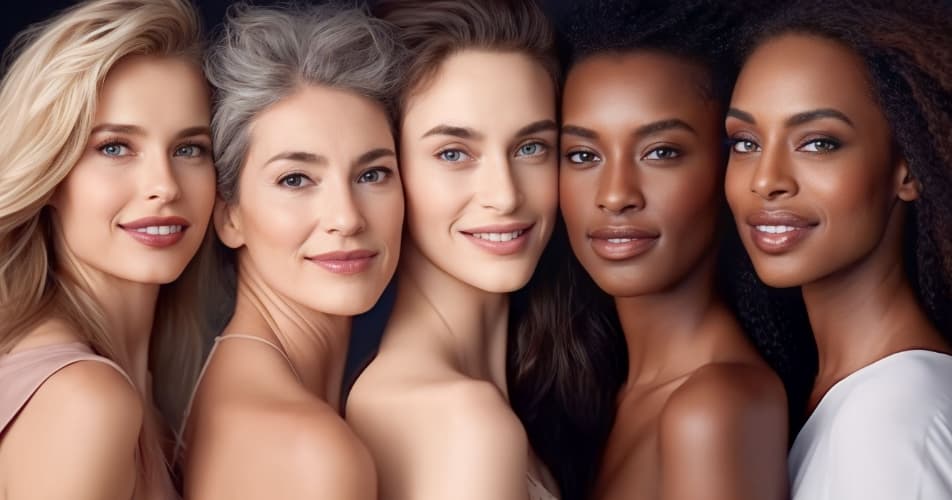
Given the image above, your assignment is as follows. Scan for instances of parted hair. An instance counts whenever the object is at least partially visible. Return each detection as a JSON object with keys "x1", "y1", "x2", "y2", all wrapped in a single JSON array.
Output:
[
  {"x1": 373, "y1": 0, "x2": 559, "y2": 115},
  {"x1": 205, "y1": 2, "x2": 405, "y2": 203}
]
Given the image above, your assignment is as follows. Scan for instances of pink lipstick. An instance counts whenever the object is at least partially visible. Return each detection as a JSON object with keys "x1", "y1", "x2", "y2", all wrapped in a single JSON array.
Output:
[
  {"x1": 460, "y1": 222, "x2": 534, "y2": 256},
  {"x1": 745, "y1": 211, "x2": 817, "y2": 255},
  {"x1": 588, "y1": 227, "x2": 659, "y2": 261},
  {"x1": 118, "y1": 216, "x2": 189, "y2": 248},
  {"x1": 307, "y1": 249, "x2": 378, "y2": 274}
]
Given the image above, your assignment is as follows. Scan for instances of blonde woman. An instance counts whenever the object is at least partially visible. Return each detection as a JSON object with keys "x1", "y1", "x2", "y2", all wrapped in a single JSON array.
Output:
[
  {"x1": 177, "y1": 4, "x2": 404, "y2": 499},
  {"x1": 0, "y1": 0, "x2": 215, "y2": 498}
]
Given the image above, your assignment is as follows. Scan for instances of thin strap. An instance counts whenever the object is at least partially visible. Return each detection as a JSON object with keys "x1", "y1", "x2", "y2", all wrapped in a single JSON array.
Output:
[{"x1": 172, "y1": 334, "x2": 301, "y2": 466}]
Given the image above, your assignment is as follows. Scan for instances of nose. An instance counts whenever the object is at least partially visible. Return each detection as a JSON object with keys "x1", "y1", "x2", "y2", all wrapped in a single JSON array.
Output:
[
  {"x1": 475, "y1": 152, "x2": 522, "y2": 214},
  {"x1": 750, "y1": 148, "x2": 797, "y2": 200},
  {"x1": 596, "y1": 157, "x2": 644, "y2": 215},
  {"x1": 143, "y1": 154, "x2": 181, "y2": 203},
  {"x1": 324, "y1": 180, "x2": 366, "y2": 237}
]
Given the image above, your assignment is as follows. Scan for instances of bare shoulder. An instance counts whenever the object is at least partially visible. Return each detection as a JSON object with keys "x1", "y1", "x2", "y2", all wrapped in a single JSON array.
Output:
[
  {"x1": 187, "y1": 389, "x2": 375, "y2": 500},
  {"x1": 2, "y1": 360, "x2": 141, "y2": 499},
  {"x1": 657, "y1": 362, "x2": 788, "y2": 500},
  {"x1": 662, "y1": 361, "x2": 786, "y2": 435},
  {"x1": 347, "y1": 374, "x2": 529, "y2": 500}
]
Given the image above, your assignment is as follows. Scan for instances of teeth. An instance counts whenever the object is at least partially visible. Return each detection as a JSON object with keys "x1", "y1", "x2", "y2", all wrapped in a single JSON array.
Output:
[
  {"x1": 471, "y1": 230, "x2": 524, "y2": 242},
  {"x1": 134, "y1": 225, "x2": 182, "y2": 235},
  {"x1": 756, "y1": 225, "x2": 797, "y2": 234},
  {"x1": 607, "y1": 238, "x2": 633, "y2": 244}
]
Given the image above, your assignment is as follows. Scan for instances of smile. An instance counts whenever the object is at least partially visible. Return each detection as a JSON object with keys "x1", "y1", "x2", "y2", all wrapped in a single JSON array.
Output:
[{"x1": 461, "y1": 223, "x2": 534, "y2": 256}]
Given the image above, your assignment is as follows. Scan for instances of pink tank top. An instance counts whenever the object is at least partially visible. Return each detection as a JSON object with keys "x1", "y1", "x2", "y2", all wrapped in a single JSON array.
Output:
[{"x1": 0, "y1": 342, "x2": 179, "y2": 500}]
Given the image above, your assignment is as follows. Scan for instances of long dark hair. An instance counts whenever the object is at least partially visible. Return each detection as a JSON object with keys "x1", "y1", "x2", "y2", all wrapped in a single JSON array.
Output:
[
  {"x1": 745, "y1": 0, "x2": 952, "y2": 339},
  {"x1": 508, "y1": 2, "x2": 816, "y2": 498}
]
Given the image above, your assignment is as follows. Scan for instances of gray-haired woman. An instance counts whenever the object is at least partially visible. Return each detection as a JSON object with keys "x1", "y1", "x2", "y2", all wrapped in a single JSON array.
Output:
[{"x1": 176, "y1": 4, "x2": 405, "y2": 498}]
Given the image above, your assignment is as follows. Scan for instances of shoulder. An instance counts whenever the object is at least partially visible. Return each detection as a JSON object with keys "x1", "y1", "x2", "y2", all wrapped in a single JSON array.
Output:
[
  {"x1": 661, "y1": 362, "x2": 787, "y2": 441},
  {"x1": 188, "y1": 393, "x2": 375, "y2": 499},
  {"x1": 347, "y1": 376, "x2": 529, "y2": 500},
  {"x1": 2, "y1": 360, "x2": 141, "y2": 499}
]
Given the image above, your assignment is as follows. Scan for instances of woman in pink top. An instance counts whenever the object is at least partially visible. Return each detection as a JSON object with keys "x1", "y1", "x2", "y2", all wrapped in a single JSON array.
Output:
[{"x1": 0, "y1": 0, "x2": 215, "y2": 498}]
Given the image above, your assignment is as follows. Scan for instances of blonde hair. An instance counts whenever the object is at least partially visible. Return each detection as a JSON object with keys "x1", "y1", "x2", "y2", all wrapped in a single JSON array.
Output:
[{"x1": 0, "y1": 0, "x2": 212, "y2": 494}]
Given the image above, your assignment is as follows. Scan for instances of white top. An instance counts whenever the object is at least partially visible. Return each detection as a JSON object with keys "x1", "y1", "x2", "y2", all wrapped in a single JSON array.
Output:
[{"x1": 790, "y1": 350, "x2": 952, "y2": 500}]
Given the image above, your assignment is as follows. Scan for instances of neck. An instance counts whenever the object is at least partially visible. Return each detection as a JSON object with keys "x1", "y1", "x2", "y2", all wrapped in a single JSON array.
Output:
[
  {"x1": 802, "y1": 214, "x2": 944, "y2": 386},
  {"x1": 226, "y1": 255, "x2": 352, "y2": 410},
  {"x1": 64, "y1": 259, "x2": 160, "y2": 390},
  {"x1": 615, "y1": 253, "x2": 727, "y2": 387},
  {"x1": 391, "y1": 242, "x2": 510, "y2": 393}
]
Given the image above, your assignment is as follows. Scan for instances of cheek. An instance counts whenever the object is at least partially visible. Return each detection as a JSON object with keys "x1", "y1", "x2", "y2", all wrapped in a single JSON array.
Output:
[
  {"x1": 724, "y1": 161, "x2": 751, "y2": 214},
  {"x1": 55, "y1": 163, "x2": 127, "y2": 233},
  {"x1": 521, "y1": 163, "x2": 559, "y2": 217},
  {"x1": 559, "y1": 169, "x2": 596, "y2": 232},
  {"x1": 240, "y1": 196, "x2": 310, "y2": 262},
  {"x1": 359, "y1": 188, "x2": 405, "y2": 248},
  {"x1": 179, "y1": 165, "x2": 217, "y2": 218}
]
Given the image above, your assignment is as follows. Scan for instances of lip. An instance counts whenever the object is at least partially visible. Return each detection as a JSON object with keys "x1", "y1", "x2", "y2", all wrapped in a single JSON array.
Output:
[
  {"x1": 460, "y1": 222, "x2": 534, "y2": 257},
  {"x1": 744, "y1": 210, "x2": 818, "y2": 255},
  {"x1": 587, "y1": 226, "x2": 660, "y2": 261},
  {"x1": 118, "y1": 216, "x2": 190, "y2": 248},
  {"x1": 306, "y1": 249, "x2": 378, "y2": 274}
]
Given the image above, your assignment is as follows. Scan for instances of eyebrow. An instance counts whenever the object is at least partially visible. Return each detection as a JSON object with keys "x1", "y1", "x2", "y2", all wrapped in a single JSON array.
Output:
[
  {"x1": 265, "y1": 151, "x2": 327, "y2": 166},
  {"x1": 91, "y1": 123, "x2": 211, "y2": 140},
  {"x1": 354, "y1": 148, "x2": 396, "y2": 166},
  {"x1": 785, "y1": 108, "x2": 854, "y2": 128},
  {"x1": 727, "y1": 107, "x2": 855, "y2": 128},
  {"x1": 421, "y1": 125, "x2": 483, "y2": 141},
  {"x1": 634, "y1": 119, "x2": 696, "y2": 138},
  {"x1": 514, "y1": 119, "x2": 558, "y2": 137},
  {"x1": 561, "y1": 119, "x2": 695, "y2": 141}
]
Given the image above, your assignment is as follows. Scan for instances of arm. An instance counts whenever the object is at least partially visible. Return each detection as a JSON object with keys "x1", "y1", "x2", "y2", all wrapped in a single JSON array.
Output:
[
  {"x1": 1, "y1": 362, "x2": 142, "y2": 500},
  {"x1": 658, "y1": 364, "x2": 789, "y2": 500}
]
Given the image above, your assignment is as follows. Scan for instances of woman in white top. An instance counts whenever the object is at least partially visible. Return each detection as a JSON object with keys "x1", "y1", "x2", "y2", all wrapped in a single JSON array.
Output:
[
  {"x1": 724, "y1": 1, "x2": 952, "y2": 499},
  {"x1": 345, "y1": 1, "x2": 560, "y2": 499}
]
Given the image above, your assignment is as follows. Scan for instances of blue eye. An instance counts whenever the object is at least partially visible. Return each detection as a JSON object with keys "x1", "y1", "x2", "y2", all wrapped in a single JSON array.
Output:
[
  {"x1": 643, "y1": 147, "x2": 680, "y2": 160},
  {"x1": 799, "y1": 138, "x2": 840, "y2": 153},
  {"x1": 279, "y1": 173, "x2": 311, "y2": 188},
  {"x1": 357, "y1": 168, "x2": 391, "y2": 184},
  {"x1": 565, "y1": 150, "x2": 600, "y2": 164},
  {"x1": 517, "y1": 142, "x2": 546, "y2": 157},
  {"x1": 99, "y1": 142, "x2": 130, "y2": 157},
  {"x1": 731, "y1": 139, "x2": 760, "y2": 154},
  {"x1": 438, "y1": 149, "x2": 469, "y2": 162},
  {"x1": 174, "y1": 144, "x2": 205, "y2": 157}
]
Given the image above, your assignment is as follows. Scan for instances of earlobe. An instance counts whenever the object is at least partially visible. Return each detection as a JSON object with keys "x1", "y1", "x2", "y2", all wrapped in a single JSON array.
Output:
[
  {"x1": 213, "y1": 198, "x2": 245, "y2": 249},
  {"x1": 895, "y1": 159, "x2": 921, "y2": 202}
]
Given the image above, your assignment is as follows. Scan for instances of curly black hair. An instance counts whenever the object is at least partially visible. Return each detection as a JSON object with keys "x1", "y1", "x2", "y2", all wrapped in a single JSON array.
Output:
[
  {"x1": 744, "y1": 0, "x2": 952, "y2": 343},
  {"x1": 507, "y1": 2, "x2": 816, "y2": 499}
]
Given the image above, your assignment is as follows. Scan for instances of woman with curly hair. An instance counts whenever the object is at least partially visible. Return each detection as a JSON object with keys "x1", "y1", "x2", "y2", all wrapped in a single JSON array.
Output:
[
  {"x1": 509, "y1": 1, "x2": 810, "y2": 499},
  {"x1": 724, "y1": 1, "x2": 952, "y2": 498}
]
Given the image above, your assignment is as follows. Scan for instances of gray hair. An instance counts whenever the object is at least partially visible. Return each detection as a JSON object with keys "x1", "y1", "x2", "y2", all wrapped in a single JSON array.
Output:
[{"x1": 205, "y1": 2, "x2": 404, "y2": 202}]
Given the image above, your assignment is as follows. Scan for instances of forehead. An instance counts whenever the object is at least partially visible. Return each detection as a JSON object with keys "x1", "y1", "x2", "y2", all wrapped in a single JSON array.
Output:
[
  {"x1": 563, "y1": 51, "x2": 716, "y2": 119},
  {"x1": 733, "y1": 33, "x2": 876, "y2": 112},
  {"x1": 96, "y1": 55, "x2": 208, "y2": 123},
  {"x1": 402, "y1": 49, "x2": 555, "y2": 135}
]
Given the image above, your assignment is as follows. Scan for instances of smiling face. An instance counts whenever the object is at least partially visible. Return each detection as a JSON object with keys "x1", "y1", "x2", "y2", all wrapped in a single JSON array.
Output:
[
  {"x1": 399, "y1": 49, "x2": 558, "y2": 293},
  {"x1": 559, "y1": 52, "x2": 725, "y2": 297},
  {"x1": 52, "y1": 55, "x2": 215, "y2": 284},
  {"x1": 724, "y1": 33, "x2": 917, "y2": 288},
  {"x1": 216, "y1": 84, "x2": 404, "y2": 316}
]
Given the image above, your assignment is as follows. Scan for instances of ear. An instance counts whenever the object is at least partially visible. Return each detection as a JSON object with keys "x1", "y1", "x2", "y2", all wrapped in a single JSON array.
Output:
[
  {"x1": 894, "y1": 158, "x2": 921, "y2": 202},
  {"x1": 213, "y1": 197, "x2": 245, "y2": 249}
]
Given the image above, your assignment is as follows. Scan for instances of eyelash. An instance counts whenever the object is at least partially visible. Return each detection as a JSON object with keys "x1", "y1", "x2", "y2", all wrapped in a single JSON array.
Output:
[
  {"x1": 564, "y1": 149, "x2": 601, "y2": 165},
  {"x1": 94, "y1": 138, "x2": 210, "y2": 159},
  {"x1": 278, "y1": 172, "x2": 312, "y2": 189},
  {"x1": 642, "y1": 146, "x2": 681, "y2": 161},
  {"x1": 357, "y1": 167, "x2": 393, "y2": 184},
  {"x1": 728, "y1": 136, "x2": 841, "y2": 154},
  {"x1": 96, "y1": 137, "x2": 132, "y2": 157}
]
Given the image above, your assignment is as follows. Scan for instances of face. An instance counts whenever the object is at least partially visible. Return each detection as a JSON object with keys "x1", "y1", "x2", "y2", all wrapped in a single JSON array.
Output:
[
  {"x1": 52, "y1": 55, "x2": 215, "y2": 285},
  {"x1": 217, "y1": 85, "x2": 403, "y2": 316},
  {"x1": 399, "y1": 50, "x2": 558, "y2": 293},
  {"x1": 560, "y1": 52, "x2": 725, "y2": 297},
  {"x1": 725, "y1": 34, "x2": 917, "y2": 288}
]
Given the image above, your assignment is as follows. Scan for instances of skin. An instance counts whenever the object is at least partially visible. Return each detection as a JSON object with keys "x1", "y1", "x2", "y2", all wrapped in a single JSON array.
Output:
[
  {"x1": 0, "y1": 55, "x2": 215, "y2": 499},
  {"x1": 724, "y1": 33, "x2": 949, "y2": 413},
  {"x1": 183, "y1": 84, "x2": 403, "y2": 500},
  {"x1": 345, "y1": 49, "x2": 559, "y2": 500},
  {"x1": 560, "y1": 52, "x2": 788, "y2": 500}
]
